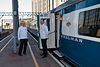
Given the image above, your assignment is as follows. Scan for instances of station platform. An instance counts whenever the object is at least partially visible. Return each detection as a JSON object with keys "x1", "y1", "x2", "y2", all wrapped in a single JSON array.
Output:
[{"x1": 0, "y1": 33, "x2": 60, "y2": 67}]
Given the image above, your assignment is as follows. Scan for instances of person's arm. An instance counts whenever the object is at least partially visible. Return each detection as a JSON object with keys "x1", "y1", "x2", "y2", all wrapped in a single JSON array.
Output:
[
  {"x1": 18, "y1": 27, "x2": 20, "y2": 40},
  {"x1": 45, "y1": 25, "x2": 48, "y2": 37},
  {"x1": 26, "y1": 27, "x2": 28, "y2": 38}
]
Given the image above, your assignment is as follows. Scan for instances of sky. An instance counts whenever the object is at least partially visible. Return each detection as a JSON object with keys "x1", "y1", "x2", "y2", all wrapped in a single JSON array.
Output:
[
  {"x1": 0, "y1": 0, "x2": 32, "y2": 12},
  {"x1": 0, "y1": 0, "x2": 32, "y2": 25}
]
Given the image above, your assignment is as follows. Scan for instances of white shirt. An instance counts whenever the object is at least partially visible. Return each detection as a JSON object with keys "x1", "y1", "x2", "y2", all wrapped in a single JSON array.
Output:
[
  {"x1": 40, "y1": 24, "x2": 48, "y2": 39},
  {"x1": 18, "y1": 26, "x2": 28, "y2": 40}
]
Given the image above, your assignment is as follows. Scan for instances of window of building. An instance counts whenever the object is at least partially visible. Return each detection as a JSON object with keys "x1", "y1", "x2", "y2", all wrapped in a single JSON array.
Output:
[{"x1": 78, "y1": 8, "x2": 100, "y2": 37}]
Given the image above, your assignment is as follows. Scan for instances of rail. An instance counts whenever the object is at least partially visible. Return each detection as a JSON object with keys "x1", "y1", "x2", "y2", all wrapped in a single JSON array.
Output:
[{"x1": 0, "y1": 29, "x2": 12, "y2": 40}]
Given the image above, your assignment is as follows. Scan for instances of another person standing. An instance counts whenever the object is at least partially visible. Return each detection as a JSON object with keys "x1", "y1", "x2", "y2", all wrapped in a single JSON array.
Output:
[
  {"x1": 40, "y1": 19, "x2": 48, "y2": 58},
  {"x1": 18, "y1": 21, "x2": 28, "y2": 56}
]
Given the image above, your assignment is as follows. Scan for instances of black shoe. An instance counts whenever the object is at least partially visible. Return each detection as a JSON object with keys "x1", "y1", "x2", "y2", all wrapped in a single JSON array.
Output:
[
  {"x1": 18, "y1": 54, "x2": 22, "y2": 56},
  {"x1": 40, "y1": 53, "x2": 44, "y2": 56},
  {"x1": 41, "y1": 55, "x2": 47, "y2": 58},
  {"x1": 23, "y1": 52, "x2": 26, "y2": 55}
]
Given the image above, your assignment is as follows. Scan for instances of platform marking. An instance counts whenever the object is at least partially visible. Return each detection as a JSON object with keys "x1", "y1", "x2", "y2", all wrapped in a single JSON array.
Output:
[
  {"x1": 0, "y1": 33, "x2": 12, "y2": 42},
  {"x1": 28, "y1": 42, "x2": 39, "y2": 67},
  {"x1": 0, "y1": 37, "x2": 13, "y2": 53},
  {"x1": 29, "y1": 31, "x2": 67, "y2": 67}
]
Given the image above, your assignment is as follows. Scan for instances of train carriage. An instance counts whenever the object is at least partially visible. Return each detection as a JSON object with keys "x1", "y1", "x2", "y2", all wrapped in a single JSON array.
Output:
[{"x1": 48, "y1": 0, "x2": 100, "y2": 67}]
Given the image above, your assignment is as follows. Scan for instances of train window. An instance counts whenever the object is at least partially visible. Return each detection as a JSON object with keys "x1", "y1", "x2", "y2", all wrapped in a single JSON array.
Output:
[
  {"x1": 78, "y1": 8, "x2": 100, "y2": 37},
  {"x1": 46, "y1": 19, "x2": 50, "y2": 31}
]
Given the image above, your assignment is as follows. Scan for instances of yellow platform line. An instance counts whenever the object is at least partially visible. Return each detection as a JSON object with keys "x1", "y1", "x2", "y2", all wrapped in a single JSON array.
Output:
[{"x1": 28, "y1": 42, "x2": 39, "y2": 67}]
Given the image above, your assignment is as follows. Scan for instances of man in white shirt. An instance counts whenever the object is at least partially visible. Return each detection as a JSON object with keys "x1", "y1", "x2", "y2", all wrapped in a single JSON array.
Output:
[
  {"x1": 40, "y1": 19, "x2": 48, "y2": 58},
  {"x1": 18, "y1": 21, "x2": 28, "y2": 56}
]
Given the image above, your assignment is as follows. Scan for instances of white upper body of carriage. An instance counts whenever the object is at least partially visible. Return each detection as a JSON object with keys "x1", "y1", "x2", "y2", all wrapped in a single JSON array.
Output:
[{"x1": 62, "y1": 4, "x2": 100, "y2": 42}]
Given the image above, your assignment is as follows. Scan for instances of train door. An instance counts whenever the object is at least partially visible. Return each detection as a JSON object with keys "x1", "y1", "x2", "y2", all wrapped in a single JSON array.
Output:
[
  {"x1": 55, "y1": 13, "x2": 62, "y2": 48},
  {"x1": 39, "y1": 14, "x2": 56, "y2": 49},
  {"x1": 47, "y1": 13, "x2": 56, "y2": 49}
]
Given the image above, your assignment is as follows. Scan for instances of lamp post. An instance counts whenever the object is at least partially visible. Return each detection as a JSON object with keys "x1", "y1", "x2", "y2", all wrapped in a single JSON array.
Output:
[{"x1": 12, "y1": 0, "x2": 19, "y2": 53}]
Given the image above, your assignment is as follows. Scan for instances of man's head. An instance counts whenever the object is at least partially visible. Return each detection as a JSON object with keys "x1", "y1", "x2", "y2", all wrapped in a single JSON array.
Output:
[
  {"x1": 40, "y1": 19, "x2": 44, "y2": 25},
  {"x1": 20, "y1": 21, "x2": 26, "y2": 27}
]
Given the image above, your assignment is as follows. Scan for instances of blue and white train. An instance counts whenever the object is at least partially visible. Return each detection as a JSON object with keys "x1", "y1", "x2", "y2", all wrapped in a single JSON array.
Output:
[{"x1": 38, "y1": 0, "x2": 100, "y2": 67}]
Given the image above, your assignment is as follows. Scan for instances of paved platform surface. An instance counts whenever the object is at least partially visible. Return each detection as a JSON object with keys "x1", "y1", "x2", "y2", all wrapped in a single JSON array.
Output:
[{"x1": 0, "y1": 33, "x2": 60, "y2": 67}]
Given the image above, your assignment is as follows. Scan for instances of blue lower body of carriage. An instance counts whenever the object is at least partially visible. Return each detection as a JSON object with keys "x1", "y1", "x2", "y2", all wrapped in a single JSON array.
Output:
[{"x1": 59, "y1": 35, "x2": 100, "y2": 67}]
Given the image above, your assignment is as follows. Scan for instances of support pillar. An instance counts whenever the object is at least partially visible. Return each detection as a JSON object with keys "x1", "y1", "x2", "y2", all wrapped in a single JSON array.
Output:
[{"x1": 12, "y1": 0, "x2": 19, "y2": 53}]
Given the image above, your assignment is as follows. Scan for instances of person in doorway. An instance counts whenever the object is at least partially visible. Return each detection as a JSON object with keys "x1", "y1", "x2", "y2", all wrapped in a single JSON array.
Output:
[
  {"x1": 18, "y1": 21, "x2": 28, "y2": 56},
  {"x1": 40, "y1": 19, "x2": 48, "y2": 58}
]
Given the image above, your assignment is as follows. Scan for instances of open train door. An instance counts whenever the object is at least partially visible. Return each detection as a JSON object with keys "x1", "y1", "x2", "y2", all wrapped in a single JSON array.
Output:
[
  {"x1": 47, "y1": 13, "x2": 56, "y2": 49},
  {"x1": 38, "y1": 13, "x2": 56, "y2": 49}
]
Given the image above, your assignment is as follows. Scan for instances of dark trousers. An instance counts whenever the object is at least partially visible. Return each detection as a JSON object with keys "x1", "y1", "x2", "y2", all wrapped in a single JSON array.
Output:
[
  {"x1": 18, "y1": 39, "x2": 28, "y2": 55},
  {"x1": 41, "y1": 39, "x2": 47, "y2": 56}
]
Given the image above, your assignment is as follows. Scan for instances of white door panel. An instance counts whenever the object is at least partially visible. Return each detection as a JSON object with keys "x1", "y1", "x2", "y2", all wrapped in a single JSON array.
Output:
[{"x1": 47, "y1": 13, "x2": 56, "y2": 48}]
